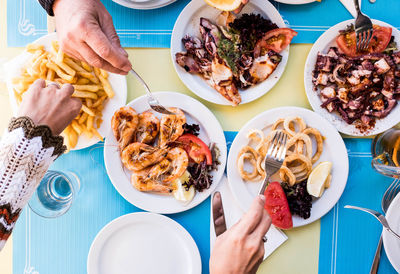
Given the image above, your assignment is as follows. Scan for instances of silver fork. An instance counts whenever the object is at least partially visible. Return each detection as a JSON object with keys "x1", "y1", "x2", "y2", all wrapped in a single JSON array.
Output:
[
  {"x1": 129, "y1": 69, "x2": 175, "y2": 115},
  {"x1": 353, "y1": 0, "x2": 374, "y2": 51},
  {"x1": 370, "y1": 179, "x2": 400, "y2": 274},
  {"x1": 258, "y1": 131, "x2": 288, "y2": 195},
  {"x1": 344, "y1": 205, "x2": 400, "y2": 240}
]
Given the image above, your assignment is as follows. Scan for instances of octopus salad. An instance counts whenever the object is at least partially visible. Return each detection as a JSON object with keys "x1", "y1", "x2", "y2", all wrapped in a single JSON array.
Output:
[
  {"x1": 312, "y1": 25, "x2": 400, "y2": 132},
  {"x1": 111, "y1": 106, "x2": 220, "y2": 203},
  {"x1": 175, "y1": 12, "x2": 297, "y2": 106}
]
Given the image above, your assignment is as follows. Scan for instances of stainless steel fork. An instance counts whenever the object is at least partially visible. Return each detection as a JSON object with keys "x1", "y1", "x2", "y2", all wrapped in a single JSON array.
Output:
[
  {"x1": 258, "y1": 131, "x2": 288, "y2": 195},
  {"x1": 370, "y1": 179, "x2": 400, "y2": 274},
  {"x1": 353, "y1": 0, "x2": 374, "y2": 51},
  {"x1": 129, "y1": 69, "x2": 175, "y2": 115}
]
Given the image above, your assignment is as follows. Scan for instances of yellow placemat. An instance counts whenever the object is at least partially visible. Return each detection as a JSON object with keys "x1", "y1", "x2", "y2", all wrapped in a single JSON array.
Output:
[{"x1": 0, "y1": 0, "x2": 318, "y2": 272}]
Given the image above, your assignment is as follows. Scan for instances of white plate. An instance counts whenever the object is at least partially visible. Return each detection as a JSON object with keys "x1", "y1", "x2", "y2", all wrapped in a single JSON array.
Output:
[
  {"x1": 383, "y1": 192, "x2": 400, "y2": 273},
  {"x1": 112, "y1": 0, "x2": 176, "y2": 10},
  {"x1": 170, "y1": 0, "x2": 289, "y2": 106},
  {"x1": 5, "y1": 32, "x2": 127, "y2": 150},
  {"x1": 226, "y1": 106, "x2": 349, "y2": 227},
  {"x1": 87, "y1": 212, "x2": 201, "y2": 274},
  {"x1": 274, "y1": 0, "x2": 316, "y2": 4},
  {"x1": 304, "y1": 19, "x2": 400, "y2": 136},
  {"x1": 104, "y1": 92, "x2": 227, "y2": 214}
]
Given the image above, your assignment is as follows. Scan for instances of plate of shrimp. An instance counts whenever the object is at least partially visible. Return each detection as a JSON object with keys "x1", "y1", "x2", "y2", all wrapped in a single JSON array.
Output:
[{"x1": 104, "y1": 92, "x2": 227, "y2": 214}]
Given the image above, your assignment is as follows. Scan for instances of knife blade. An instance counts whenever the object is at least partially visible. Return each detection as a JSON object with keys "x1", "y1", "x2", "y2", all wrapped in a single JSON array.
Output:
[{"x1": 212, "y1": 191, "x2": 227, "y2": 237}]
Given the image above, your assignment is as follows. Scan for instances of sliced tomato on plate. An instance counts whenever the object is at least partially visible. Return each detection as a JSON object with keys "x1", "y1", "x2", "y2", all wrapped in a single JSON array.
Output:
[
  {"x1": 177, "y1": 134, "x2": 213, "y2": 165},
  {"x1": 336, "y1": 25, "x2": 392, "y2": 57},
  {"x1": 254, "y1": 28, "x2": 298, "y2": 55},
  {"x1": 264, "y1": 181, "x2": 293, "y2": 230}
]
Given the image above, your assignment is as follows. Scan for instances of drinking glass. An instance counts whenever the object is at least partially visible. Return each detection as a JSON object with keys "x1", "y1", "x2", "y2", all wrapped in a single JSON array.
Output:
[
  {"x1": 371, "y1": 128, "x2": 400, "y2": 178},
  {"x1": 29, "y1": 170, "x2": 80, "y2": 218}
]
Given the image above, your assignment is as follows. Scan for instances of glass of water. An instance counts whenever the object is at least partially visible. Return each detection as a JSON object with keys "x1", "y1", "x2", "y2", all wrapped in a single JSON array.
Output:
[
  {"x1": 29, "y1": 170, "x2": 80, "y2": 218},
  {"x1": 371, "y1": 128, "x2": 400, "y2": 178}
]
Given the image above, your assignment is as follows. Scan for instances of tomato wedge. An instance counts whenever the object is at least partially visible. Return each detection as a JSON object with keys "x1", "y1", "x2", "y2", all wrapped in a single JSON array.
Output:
[
  {"x1": 254, "y1": 28, "x2": 297, "y2": 55},
  {"x1": 336, "y1": 25, "x2": 392, "y2": 57},
  {"x1": 177, "y1": 134, "x2": 213, "y2": 165},
  {"x1": 264, "y1": 181, "x2": 293, "y2": 230}
]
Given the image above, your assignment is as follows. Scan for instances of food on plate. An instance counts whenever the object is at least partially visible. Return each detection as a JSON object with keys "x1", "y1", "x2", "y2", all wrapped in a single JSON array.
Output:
[
  {"x1": 237, "y1": 116, "x2": 331, "y2": 222},
  {"x1": 203, "y1": 0, "x2": 243, "y2": 11},
  {"x1": 306, "y1": 161, "x2": 332, "y2": 198},
  {"x1": 175, "y1": 13, "x2": 297, "y2": 106},
  {"x1": 264, "y1": 181, "x2": 293, "y2": 229},
  {"x1": 112, "y1": 106, "x2": 219, "y2": 202},
  {"x1": 312, "y1": 24, "x2": 400, "y2": 132},
  {"x1": 12, "y1": 41, "x2": 114, "y2": 150}
]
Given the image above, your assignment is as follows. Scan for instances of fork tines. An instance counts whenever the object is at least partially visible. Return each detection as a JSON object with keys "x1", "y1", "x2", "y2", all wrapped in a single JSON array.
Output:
[{"x1": 356, "y1": 28, "x2": 373, "y2": 51}]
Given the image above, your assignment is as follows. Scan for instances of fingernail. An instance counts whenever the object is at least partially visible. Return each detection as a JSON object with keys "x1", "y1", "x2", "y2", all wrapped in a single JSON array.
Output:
[{"x1": 258, "y1": 195, "x2": 266, "y2": 203}]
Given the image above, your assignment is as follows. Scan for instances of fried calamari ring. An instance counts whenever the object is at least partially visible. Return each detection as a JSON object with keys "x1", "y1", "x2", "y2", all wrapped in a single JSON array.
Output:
[
  {"x1": 284, "y1": 117, "x2": 306, "y2": 137},
  {"x1": 256, "y1": 155, "x2": 266, "y2": 178},
  {"x1": 237, "y1": 146, "x2": 260, "y2": 181},
  {"x1": 280, "y1": 154, "x2": 312, "y2": 185},
  {"x1": 271, "y1": 118, "x2": 285, "y2": 131},
  {"x1": 286, "y1": 133, "x2": 313, "y2": 160},
  {"x1": 279, "y1": 166, "x2": 296, "y2": 186},
  {"x1": 247, "y1": 129, "x2": 264, "y2": 145},
  {"x1": 302, "y1": 127, "x2": 324, "y2": 164}
]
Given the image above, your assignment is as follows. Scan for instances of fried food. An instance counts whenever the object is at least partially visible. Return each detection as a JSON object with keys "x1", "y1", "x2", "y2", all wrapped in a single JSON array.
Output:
[
  {"x1": 13, "y1": 41, "x2": 115, "y2": 150},
  {"x1": 237, "y1": 116, "x2": 325, "y2": 185}
]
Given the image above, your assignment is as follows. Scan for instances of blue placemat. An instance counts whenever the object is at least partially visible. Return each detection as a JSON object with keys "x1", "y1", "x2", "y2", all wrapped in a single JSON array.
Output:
[
  {"x1": 319, "y1": 138, "x2": 397, "y2": 274},
  {"x1": 7, "y1": 0, "x2": 400, "y2": 48}
]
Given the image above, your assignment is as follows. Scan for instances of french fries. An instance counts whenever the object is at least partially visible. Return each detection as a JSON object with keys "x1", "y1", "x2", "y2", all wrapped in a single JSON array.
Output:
[{"x1": 12, "y1": 41, "x2": 113, "y2": 151}]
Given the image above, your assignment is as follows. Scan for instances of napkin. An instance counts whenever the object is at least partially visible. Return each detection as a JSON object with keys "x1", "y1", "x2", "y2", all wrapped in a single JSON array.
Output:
[
  {"x1": 210, "y1": 176, "x2": 287, "y2": 259},
  {"x1": 339, "y1": 0, "x2": 361, "y2": 18}
]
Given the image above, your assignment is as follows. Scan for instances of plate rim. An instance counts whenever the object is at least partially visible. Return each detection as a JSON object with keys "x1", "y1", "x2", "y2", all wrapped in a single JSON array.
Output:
[
  {"x1": 226, "y1": 106, "x2": 349, "y2": 227},
  {"x1": 111, "y1": 0, "x2": 177, "y2": 10},
  {"x1": 104, "y1": 91, "x2": 227, "y2": 214},
  {"x1": 382, "y1": 192, "x2": 400, "y2": 273},
  {"x1": 304, "y1": 19, "x2": 400, "y2": 137},
  {"x1": 170, "y1": 0, "x2": 290, "y2": 106},
  {"x1": 87, "y1": 212, "x2": 202, "y2": 274},
  {"x1": 274, "y1": 0, "x2": 316, "y2": 4},
  {"x1": 5, "y1": 32, "x2": 127, "y2": 150}
]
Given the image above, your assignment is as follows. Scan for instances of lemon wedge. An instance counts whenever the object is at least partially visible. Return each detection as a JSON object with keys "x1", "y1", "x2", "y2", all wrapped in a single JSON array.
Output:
[
  {"x1": 173, "y1": 171, "x2": 195, "y2": 203},
  {"x1": 203, "y1": 0, "x2": 243, "y2": 11},
  {"x1": 307, "y1": 161, "x2": 332, "y2": 198}
]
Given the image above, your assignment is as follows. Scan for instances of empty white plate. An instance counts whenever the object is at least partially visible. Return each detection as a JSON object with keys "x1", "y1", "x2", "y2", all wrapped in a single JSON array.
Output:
[
  {"x1": 383, "y1": 192, "x2": 400, "y2": 273},
  {"x1": 87, "y1": 212, "x2": 201, "y2": 274}
]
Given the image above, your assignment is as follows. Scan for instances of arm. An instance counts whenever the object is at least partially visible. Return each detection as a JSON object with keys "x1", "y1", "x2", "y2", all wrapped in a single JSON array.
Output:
[
  {"x1": 39, "y1": 0, "x2": 131, "y2": 75},
  {"x1": 0, "y1": 80, "x2": 81, "y2": 250}
]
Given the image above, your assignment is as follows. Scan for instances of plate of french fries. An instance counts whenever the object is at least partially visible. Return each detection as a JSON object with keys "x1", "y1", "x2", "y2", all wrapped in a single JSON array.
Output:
[{"x1": 5, "y1": 33, "x2": 127, "y2": 151}]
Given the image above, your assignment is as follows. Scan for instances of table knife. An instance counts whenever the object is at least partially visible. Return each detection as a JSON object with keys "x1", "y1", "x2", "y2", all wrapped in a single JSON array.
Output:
[{"x1": 212, "y1": 191, "x2": 227, "y2": 237}]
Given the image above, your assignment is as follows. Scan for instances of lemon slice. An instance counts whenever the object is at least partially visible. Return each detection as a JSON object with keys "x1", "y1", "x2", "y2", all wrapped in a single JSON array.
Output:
[
  {"x1": 203, "y1": 0, "x2": 243, "y2": 11},
  {"x1": 173, "y1": 171, "x2": 195, "y2": 202},
  {"x1": 307, "y1": 161, "x2": 332, "y2": 198}
]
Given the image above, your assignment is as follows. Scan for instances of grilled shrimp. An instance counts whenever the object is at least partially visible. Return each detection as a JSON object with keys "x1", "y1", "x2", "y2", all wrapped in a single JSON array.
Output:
[
  {"x1": 136, "y1": 111, "x2": 160, "y2": 144},
  {"x1": 159, "y1": 108, "x2": 186, "y2": 145},
  {"x1": 131, "y1": 170, "x2": 176, "y2": 193},
  {"x1": 121, "y1": 142, "x2": 168, "y2": 171},
  {"x1": 111, "y1": 107, "x2": 139, "y2": 150},
  {"x1": 148, "y1": 147, "x2": 189, "y2": 183}
]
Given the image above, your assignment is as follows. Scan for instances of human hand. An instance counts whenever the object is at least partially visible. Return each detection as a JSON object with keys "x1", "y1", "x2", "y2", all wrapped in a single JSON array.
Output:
[
  {"x1": 18, "y1": 79, "x2": 82, "y2": 135},
  {"x1": 233, "y1": 0, "x2": 249, "y2": 14},
  {"x1": 53, "y1": 0, "x2": 131, "y2": 74},
  {"x1": 210, "y1": 195, "x2": 271, "y2": 274}
]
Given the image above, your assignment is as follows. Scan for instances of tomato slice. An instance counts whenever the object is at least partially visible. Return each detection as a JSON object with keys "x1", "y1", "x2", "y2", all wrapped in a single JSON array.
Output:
[
  {"x1": 254, "y1": 28, "x2": 297, "y2": 55},
  {"x1": 336, "y1": 25, "x2": 392, "y2": 57},
  {"x1": 264, "y1": 181, "x2": 293, "y2": 230},
  {"x1": 177, "y1": 134, "x2": 213, "y2": 165}
]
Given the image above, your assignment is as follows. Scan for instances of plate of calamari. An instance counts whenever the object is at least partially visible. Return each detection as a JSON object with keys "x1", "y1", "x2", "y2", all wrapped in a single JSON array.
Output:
[
  {"x1": 171, "y1": 0, "x2": 296, "y2": 106},
  {"x1": 104, "y1": 92, "x2": 227, "y2": 214},
  {"x1": 227, "y1": 107, "x2": 349, "y2": 228}
]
